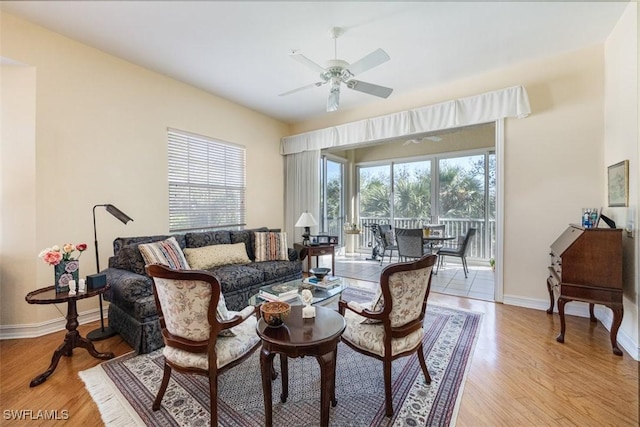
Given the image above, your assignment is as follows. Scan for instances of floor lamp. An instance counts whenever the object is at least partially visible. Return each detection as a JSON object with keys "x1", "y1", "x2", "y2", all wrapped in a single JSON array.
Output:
[{"x1": 87, "y1": 204, "x2": 133, "y2": 341}]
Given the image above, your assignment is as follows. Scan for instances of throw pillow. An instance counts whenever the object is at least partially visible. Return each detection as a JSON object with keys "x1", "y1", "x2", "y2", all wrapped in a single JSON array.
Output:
[
  {"x1": 183, "y1": 243, "x2": 251, "y2": 270},
  {"x1": 254, "y1": 232, "x2": 289, "y2": 262},
  {"x1": 138, "y1": 237, "x2": 190, "y2": 270}
]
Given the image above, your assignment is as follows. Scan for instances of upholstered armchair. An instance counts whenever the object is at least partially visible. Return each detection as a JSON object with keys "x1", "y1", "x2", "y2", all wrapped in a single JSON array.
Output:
[
  {"x1": 145, "y1": 264, "x2": 260, "y2": 425},
  {"x1": 338, "y1": 254, "x2": 437, "y2": 416}
]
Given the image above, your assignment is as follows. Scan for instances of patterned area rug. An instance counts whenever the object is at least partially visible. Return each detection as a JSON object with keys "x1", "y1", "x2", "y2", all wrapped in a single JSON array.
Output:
[{"x1": 80, "y1": 304, "x2": 481, "y2": 427}]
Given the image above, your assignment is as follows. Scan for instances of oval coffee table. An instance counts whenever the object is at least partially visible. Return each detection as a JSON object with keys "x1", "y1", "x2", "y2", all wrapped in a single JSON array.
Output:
[{"x1": 257, "y1": 305, "x2": 346, "y2": 427}]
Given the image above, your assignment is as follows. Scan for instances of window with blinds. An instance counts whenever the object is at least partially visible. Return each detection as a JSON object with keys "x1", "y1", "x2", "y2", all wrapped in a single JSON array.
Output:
[{"x1": 167, "y1": 129, "x2": 246, "y2": 232}]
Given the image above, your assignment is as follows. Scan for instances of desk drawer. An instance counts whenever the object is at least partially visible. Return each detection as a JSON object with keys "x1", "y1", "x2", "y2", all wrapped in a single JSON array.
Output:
[{"x1": 560, "y1": 283, "x2": 623, "y2": 304}]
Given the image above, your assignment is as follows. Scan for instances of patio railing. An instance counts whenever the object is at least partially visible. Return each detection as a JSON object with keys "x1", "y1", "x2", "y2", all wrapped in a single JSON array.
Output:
[{"x1": 356, "y1": 217, "x2": 495, "y2": 260}]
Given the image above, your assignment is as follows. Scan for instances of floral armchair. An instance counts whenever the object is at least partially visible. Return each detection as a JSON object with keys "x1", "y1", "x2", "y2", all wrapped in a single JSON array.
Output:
[
  {"x1": 146, "y1": 264, "x2": 260, "y2": 425},
  {"x1": 338, "y1": 254, "x2": 437, "y2": 416}
]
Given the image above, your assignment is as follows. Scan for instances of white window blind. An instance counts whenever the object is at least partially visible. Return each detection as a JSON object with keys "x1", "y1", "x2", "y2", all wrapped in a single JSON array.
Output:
[{"x1": 168, "y1": 129, "x2": 246, "y2": 232}]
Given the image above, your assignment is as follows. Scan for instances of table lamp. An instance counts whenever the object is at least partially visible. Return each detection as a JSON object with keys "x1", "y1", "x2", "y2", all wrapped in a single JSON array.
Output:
[
  {"x1": 87, "y1": 204, "x2": 133, "y2": 341},
  {"x1": 295, "y1": 212, "x2": 317, "y2": 246}
]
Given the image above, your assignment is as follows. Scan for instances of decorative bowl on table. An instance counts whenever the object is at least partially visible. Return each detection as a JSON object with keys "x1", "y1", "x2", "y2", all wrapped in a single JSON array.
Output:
[
  {"x1": 309, "y1": 267, "x2": 331, "y2": 280},
  {"x1": 260, "y1": 301, "x2": 291, "y2": 327}
]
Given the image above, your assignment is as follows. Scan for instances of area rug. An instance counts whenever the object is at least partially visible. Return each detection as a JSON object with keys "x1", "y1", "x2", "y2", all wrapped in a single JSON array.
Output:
[{"x1": 80, "y1": 304, "x2": 481, "y2": 427}]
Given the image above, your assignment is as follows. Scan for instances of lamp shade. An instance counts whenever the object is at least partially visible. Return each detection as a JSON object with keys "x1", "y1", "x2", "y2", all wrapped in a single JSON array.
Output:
[{"x1": 295, "y1": 212, "x2": 318, "y2": 228}]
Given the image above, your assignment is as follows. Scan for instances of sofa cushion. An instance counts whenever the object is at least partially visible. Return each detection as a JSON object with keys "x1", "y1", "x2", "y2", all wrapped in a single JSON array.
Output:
[
  {"x1": 186, "y1": 230, "x2": 231, "y2": 248},
  {"x1": 139, "y1": 237, "x2": 191, "y2": 270},
  {"x1": 113, "y1": 234, "x2": 186, "y2": 256},
  {"x1": 183, "y1": 243, "x2": 250, "y2": 270},
  {"x1": 254, "y1": 232, "x2": 289, "y2": 262},
  {"x1": 111, "y1": 244, "x2": 148, "y2": 275},
  {"x1": 230, "y1": 227, "x2": 268, "y2": 261},
  {"x1": 207, "y1": 264, "x2": 264, "y2": 294},
  {"x1": 250, "y1": 261, "x2": 302, "y2": 282}
]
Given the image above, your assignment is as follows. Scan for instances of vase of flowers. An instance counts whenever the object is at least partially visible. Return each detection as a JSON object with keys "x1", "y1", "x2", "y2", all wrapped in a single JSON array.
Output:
[
  {"x1": 343, "y1": 222, "x2": 361, "y2": 234},
  {"x1": 39, "y1": 243, "x2": 87, "y2": 293}
]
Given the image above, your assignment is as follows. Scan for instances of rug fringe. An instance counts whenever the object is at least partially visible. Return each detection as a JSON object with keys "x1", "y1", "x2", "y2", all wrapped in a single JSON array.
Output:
[{"x1": 79, "y1": 365, "x2": 144, "y2": 427}]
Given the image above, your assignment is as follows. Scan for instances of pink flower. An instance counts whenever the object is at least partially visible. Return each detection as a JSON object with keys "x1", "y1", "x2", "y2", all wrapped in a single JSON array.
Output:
[{"x1": 43, "y1": 251, "x2": 62, "y2": 266}]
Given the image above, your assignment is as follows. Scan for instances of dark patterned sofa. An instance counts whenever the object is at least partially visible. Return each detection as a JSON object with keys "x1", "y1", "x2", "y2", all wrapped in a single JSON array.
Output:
[{"x1": 103, "y1": 228, "x2": 302, "y2": 354}]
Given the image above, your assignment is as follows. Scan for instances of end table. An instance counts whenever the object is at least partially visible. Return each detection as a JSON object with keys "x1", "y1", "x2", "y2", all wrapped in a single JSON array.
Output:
[{"x1": 25, "y1": 285, "x2": 115, "y2": 387}]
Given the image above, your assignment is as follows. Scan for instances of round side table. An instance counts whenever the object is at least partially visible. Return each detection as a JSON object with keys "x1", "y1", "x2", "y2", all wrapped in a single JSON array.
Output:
[
  {"x1": 257, "y1": 305, "x2": 345, "y2": 427},
  {"x1": 25, "y1": 285, "x2": 115, "y2": 387}
]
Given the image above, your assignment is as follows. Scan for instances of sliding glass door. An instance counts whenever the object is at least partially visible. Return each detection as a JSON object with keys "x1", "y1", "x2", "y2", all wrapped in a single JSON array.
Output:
[
  {"x1": 356, "y1": 150, "x2": 495, "y2": 259},
  {"x1": 320, "y1": 156, "x2": 345, "y2": 243}
]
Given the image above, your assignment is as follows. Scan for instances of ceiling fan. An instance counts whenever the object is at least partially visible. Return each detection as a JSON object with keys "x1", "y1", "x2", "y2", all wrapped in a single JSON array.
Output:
[
  {"x1": 402, "y1": 136, "x2": 443, "y2": 146},
  {"x1": 279, "y1": 27, "x2": 393, "y2": 112}
]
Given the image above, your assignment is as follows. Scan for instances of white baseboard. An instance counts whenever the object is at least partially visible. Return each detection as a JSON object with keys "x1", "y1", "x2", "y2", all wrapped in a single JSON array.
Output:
[
  {"x1": 0, "y1": 307, "x2": 105, "y2": 340},
  {"x1": 503, "y1": 294, "x2": 639, "y2": 361}
]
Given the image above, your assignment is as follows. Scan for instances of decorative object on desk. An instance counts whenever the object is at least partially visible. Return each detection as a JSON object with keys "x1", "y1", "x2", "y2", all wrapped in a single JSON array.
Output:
[
  {"x1": 78, "y1": 278, "x2": 86, "y2": 293},
  {"x1": 88, "y1": 203, "x2": 133, "y2": 342},
  {"x1": 328, "y1": 235, "x2": 339, "y2": 244},
  {"x1": 311, "y1": 234, "x2": 330, "y2": 245},
  {"x1": 295, "y1": 211, "x2": 318, "y2": 246},
  {"x1": 86, "y1": 273, "x2": 107, "y2": 291},
  {"x1": 68, "y1": 279, "x2": 77, "y2": 296},
  {"x1": 39, "y1": 243, "x2": 87, "y2": 293},
  {"x1": 581, "y1": 208, "x2": 600, "y2": 229},
  {"x1": 608, "y1": 160, "x2": 629, "y2": 207},
  {"x1": 600, "y1": 213, "x2": 616, "y2": 228},
  {"x1": 301, "y1": 289, "x2": 316, "y2": 318},
  {"x1": 309, "y1": 267, "x2": 331, "y2": 280},
  {"x1": 260, "y1": 301, "x2": 291, "y2": 327}
]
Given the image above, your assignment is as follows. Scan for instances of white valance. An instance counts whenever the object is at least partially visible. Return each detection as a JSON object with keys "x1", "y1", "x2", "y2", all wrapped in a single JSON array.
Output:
[{"x1": 281, "y1": 85, "x2": 530, "y2": 155}]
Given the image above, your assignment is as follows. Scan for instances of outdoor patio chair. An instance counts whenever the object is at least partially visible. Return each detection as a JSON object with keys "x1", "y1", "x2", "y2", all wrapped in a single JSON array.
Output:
[
  {"x1": 395, "y1": 228, "x2": 431, "y2": 261},
  {"x1": 146, "y1": 264, "x2": 260, "y2": 426},
  {"x1": 339, "y1": 254, "x2": 437, "y2": 416},
  {"x1": 436, "y1": 228, "x2": 477, "y2": 278},
  {"x1": 377, "y1": 224, "x2": 398, "y2": 265}
]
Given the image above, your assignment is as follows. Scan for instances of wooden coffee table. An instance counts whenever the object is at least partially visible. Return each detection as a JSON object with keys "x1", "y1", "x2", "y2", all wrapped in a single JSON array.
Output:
[
  {"x1": 257, "y1": 305, "x2": 346, "y2": 427},
  {"x1": 25, "y1": 285, "x2": 115, "y2": 387}
]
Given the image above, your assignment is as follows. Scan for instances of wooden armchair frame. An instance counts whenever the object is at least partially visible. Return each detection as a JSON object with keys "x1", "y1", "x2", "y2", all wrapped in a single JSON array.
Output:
[
  {"x1": 146, "y1": 264, "x2": 259, "y2": 425},
  {"x1": 339, "y1": 254, "x2": 437, "y2": 416}
]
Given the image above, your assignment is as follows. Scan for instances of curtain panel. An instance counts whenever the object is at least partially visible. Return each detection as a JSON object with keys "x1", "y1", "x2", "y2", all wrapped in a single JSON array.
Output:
[
  {"x1": 280, "y1": 85, "x2": 530, "y2": 155},
  {"x1": 284, "y1": 150, "x2": 321, "y2": 246}
]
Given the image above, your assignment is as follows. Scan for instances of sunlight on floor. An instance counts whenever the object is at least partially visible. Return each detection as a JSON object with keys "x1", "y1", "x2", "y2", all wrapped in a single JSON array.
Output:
[{"x1": 314, "y1": 253, "x2": 496, "y2": 302}]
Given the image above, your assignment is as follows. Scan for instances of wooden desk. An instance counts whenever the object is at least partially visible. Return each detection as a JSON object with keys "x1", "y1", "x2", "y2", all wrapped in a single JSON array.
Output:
[
  {"x1": 25, "y1": 285, "x2": 115, "y2": 386},
  {"x1": 547, "y1": 225, "x2": 624, "y2": 356},
  {"x1": 257, "y1": 306, "x2": 346, "y2": 427},
  {"x1": 295, "y1": 243, "x2": 336, "y2": 273}
]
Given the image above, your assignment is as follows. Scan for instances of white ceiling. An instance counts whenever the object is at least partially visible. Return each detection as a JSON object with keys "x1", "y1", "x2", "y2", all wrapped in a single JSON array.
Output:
[{"x1": 1, "y1": 1, "x2": 629, "y2": 124}]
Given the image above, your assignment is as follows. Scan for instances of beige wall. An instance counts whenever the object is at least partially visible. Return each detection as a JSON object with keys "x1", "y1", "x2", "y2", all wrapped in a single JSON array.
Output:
[
  {"x1": 293, "y1": 45, "x2": 607, "y2": 303},
  {"x1": 0, "y1": 12, "x2": 288, "y2": 328},
  {"x1": 604, "y1": 3, "x2": 638, "y2": 354}
]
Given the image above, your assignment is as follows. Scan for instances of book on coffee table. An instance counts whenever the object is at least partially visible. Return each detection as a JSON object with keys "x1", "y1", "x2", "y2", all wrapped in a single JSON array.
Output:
[
  {"x1": 258, "y1": 282, "x2": 299, "y2": 302},
  {"x1": 303, "y1": 276, "x2": 342, "y2": 289}
]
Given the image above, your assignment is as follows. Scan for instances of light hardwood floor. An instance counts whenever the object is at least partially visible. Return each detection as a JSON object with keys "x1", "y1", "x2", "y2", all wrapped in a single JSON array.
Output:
[{"x1": 1, "y1": 291, "x2": 638, "y2": 426}]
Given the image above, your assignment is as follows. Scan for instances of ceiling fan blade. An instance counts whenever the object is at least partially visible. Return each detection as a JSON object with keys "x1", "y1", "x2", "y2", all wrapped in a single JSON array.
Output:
[
  {"x1": 327, "y1": 84, "x2": 340, "y2": 112},
  {"x1": 347, "y1": 48, "x2": 390, "y2": 76},
  {"x1": 278, "y1": 81, "x2": 326, "y2": 97},
  {"x1": 290, "y1": 53, "x2": 326, "y2": 75},
  {"x1": 346, "y1": 79, "x2": 393, "y2": 98}
]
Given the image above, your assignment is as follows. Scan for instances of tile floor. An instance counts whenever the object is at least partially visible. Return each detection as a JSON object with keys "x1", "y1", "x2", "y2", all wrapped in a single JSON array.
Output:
[{"x1": 315, "y1": 252, "x2": 496, "y2": 302}]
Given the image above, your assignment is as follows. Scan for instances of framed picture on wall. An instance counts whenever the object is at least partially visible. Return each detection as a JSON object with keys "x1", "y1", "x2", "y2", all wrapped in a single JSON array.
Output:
[{"x1": 607, "y1": 160, "x2": 629, "y2": 207}]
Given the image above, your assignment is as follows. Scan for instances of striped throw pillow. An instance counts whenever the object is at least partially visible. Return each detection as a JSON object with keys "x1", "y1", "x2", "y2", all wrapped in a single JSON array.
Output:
[
  {"x1": 139, "y1": 237, "x2": 190, "y2": 270},
  {"x1": 254, "y1": 232, "x2": 289, "y2": 262}
]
